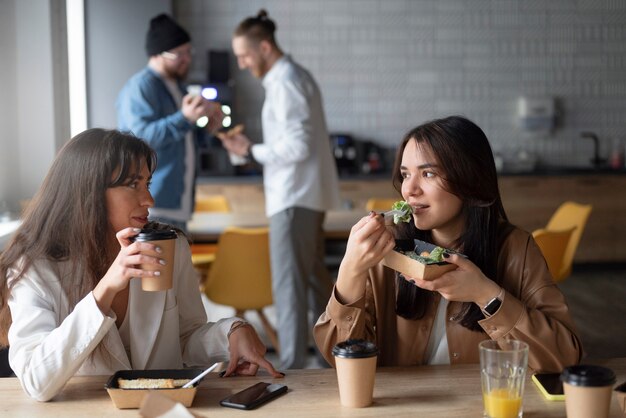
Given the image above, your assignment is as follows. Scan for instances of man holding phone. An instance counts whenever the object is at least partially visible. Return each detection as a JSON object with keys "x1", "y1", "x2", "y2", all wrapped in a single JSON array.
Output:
[{"x1": 117, "y1": 14, "x2": 222, "y2": 231}]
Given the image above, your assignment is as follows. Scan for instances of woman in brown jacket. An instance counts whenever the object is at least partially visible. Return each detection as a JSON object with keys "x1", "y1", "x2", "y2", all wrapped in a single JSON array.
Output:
[{"x1": 314, "y1": 116, "x2": 582, "y2": 372}]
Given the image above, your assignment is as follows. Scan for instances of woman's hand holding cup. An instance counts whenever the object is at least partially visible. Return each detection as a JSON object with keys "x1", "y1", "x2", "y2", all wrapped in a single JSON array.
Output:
[{"x1": 93, "y1": 227, "x2": 166, "y2": 312}]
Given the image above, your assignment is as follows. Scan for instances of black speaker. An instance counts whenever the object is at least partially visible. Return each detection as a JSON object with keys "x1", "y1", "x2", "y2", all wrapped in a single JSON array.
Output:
[{"x1": 208, "y1": 50, "x2": 230, "y2": 83}]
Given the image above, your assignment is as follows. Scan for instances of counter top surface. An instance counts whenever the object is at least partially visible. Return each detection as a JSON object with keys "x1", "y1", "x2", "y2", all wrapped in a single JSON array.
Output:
[{"x1": 189, "y1": 210, "x2": 362, "y2": 242}]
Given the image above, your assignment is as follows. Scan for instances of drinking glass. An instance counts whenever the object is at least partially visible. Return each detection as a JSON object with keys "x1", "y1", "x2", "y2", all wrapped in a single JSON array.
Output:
[{"x1": 479, "y1": 340, "x2": 529, "y2": 418}]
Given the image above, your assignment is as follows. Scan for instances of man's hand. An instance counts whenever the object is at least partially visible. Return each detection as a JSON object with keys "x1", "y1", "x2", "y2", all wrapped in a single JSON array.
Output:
[
  {"x1": 205, "y1": 101, "x2": 224, "y2": 133},
  {"x1": 216, "y1": 127, "x2": 252, "y2": 157},
  {"x1": 181, "y1": 94, "x2": 206, "y2": 123},
  {"x1": 181, "y1": 95, "x2": 224, "y2": 131}
]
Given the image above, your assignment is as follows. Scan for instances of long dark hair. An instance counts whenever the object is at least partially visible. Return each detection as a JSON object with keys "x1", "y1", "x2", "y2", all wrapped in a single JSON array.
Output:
[
  {"x1": 392, "y1": 116, "x2": 509, "y2": 331},
  {"x1": 0, "y1": 129, "x2": 156, "y2": 347},
  {"x1": 234, "y1": 9, "x2": 279, "y2": 47}
]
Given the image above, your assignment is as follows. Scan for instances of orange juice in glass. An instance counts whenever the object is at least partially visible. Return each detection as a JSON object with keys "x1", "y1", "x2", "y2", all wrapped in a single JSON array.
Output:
[
  {"x1": 483, "y1": 388, "x2": 522, "y2": 418},
  {"x1": 479, "y1": 340, "x2": 528, "y2": 418}
]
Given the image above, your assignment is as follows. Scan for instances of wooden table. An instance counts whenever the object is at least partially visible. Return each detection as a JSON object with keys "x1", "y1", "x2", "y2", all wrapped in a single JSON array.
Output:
[
  {"x1": 188, "y1": 209, "x2": 365, "y2": 242},
  {"x1": 2, "y1": 358, "x2": 624, "y2": 417}
]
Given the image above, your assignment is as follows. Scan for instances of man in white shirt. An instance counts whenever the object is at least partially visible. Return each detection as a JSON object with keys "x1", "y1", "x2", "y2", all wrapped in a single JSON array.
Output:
[{"x1": 219, "y1": 10, "x2": 341, "y2": 369}]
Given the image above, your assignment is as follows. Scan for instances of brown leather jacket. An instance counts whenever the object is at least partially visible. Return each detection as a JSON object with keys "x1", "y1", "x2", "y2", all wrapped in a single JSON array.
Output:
[{"x1": 314, "y1": 226, "x2": 583, "y2": 372}]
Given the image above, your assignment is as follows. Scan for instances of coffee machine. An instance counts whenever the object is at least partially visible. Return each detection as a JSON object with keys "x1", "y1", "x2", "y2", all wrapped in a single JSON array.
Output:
[
  {"x1": 330, "y1": 134, "x2": 387, "y2": 176},
  {"x1": 330, "y1": 134, "x2": 359, "y2": 175}
]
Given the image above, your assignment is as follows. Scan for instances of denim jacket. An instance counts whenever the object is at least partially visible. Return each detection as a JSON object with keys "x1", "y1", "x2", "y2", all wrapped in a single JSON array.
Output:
[{"x1": 116, "y1": 67, "x2": 199, "y2": 210}]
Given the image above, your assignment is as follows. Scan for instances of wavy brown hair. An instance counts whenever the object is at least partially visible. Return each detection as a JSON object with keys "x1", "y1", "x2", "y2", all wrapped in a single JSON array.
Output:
[
  {"x1": 0, "y1": 129, "x2": 156, "y2": 347},
  {"x1": 391, "y1": 116, "x2": 510, "y2": 331}
]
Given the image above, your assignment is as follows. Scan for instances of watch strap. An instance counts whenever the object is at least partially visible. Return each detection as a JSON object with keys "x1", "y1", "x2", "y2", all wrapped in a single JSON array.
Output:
[{"x1": 482, "y1": 287, "x2": 504, "y2": 317}]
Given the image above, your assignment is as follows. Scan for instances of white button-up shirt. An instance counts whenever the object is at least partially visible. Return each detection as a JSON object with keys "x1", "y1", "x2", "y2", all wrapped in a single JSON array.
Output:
[{"x1": 250, "y1": 55, "x2": 340, "y2": 217}]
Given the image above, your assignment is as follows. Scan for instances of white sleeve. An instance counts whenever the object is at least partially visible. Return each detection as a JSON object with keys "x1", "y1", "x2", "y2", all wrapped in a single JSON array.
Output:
[
  {"x1": 251, "y1": 78, "x2": 312, "y2": 165},
  {"x1": 8, "y1": 272, "x2": 115, "y2": 401}
]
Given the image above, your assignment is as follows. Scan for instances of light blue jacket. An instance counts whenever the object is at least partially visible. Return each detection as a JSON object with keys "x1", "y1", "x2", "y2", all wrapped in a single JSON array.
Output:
[{"x1": 116, "y1": 67, "x2": 200, "y2": 210}]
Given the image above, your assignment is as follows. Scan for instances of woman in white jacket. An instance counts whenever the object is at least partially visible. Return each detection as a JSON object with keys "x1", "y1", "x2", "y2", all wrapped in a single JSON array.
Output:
[{"x1": 0, "y1": 129, "x2": 281, "y2": 401}]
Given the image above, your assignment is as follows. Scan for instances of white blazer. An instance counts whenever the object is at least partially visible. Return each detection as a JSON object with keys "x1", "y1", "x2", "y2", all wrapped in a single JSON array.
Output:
[{"x1": 7, "y1": 237, "x2": 236, "y2": 401}]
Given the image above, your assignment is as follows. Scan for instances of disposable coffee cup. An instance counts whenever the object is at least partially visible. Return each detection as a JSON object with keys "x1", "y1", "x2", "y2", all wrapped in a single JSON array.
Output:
[
  {"x1": 332, "y1": 339, "x2": 378, "y2": 408},
  {"x1": 561, "y1": 365, "x2": 616, "y2": 418},
  {"x1": 132, "y1": 229, "x2": 177, "y2": 291},
  {"x1": 228, "y1": 152, "x2": 247, "y2": 166}
]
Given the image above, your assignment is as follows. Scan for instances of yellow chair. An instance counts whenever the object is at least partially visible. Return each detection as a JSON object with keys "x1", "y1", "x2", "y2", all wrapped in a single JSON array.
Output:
[
  {"x1": 204, "y1": 226, "x2": 279, "y2": 352},
  {"x1": 532, "y1": 227, "x2": 575, "y2": 282},
  {"x1": 191, "y1": 195, "x2": 231, "y2": 284},
  {"x1": 532, "y1": 201, "x2": 592, "y2": 282},
  {"x1": 194, "y1": 195, "x2": 230, "y2": 212},
  {"x1": 365, "y1": 198, "x2": 398, "y2": 212}
]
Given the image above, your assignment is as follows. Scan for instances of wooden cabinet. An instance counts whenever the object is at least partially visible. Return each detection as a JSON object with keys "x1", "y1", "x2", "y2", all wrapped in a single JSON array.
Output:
[
  {"x1": 197, "y1": 174, "x2": 626, "y2": 262},
  {"x1": 197, "y1": 177, "x2": 398, "y2": 213},
  {"x1": 337, "y1": 179, "x2": 398, "y2": 209},
  {"x1": 500, "y1": 175, "x2": 626, "y2": 263},
  {"x1": 196, "y1": 182, "x2": 265, "y2": 213}
]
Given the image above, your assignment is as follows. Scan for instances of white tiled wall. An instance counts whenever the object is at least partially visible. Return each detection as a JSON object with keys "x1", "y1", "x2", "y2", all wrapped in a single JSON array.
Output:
[{"x1": 175, "y1": 0, "x2": 626, "y2": 168}]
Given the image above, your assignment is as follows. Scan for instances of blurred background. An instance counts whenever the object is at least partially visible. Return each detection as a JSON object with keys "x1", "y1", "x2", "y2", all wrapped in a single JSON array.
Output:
[{"x1": 2, "y1": 0, "x2": 626, "y2": 207}]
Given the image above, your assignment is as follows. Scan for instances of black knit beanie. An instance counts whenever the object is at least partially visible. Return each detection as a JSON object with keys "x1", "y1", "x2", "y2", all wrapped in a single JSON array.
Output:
[{"x1": 145, "y1": 14, "x2": 191, "y2": 56}]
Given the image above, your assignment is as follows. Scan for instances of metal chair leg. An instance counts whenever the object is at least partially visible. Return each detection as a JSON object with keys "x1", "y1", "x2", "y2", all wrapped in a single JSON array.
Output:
[{"x1": 256, "y1": 309, "x2": 280, "y2": 354}]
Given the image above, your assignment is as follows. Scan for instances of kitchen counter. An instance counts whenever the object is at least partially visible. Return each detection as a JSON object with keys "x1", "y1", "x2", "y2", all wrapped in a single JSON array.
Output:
[
  {"x1": 198, "y1": 167, "x2": 626, "y2": 184},
  {"x1": 499, "y1": 166, "x2": 626, "y2": 176},
  {"x1": 197, "y1": 172, "x2": 393, "y2": 184}
]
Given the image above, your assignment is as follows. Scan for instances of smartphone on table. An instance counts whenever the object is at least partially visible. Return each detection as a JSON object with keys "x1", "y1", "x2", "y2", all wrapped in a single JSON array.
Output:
[
  {"x1": 532, "y1": 372, "x2": 565, "y2": 401},
  {"x1": 220, "y1": 382, "x2": 288, "y2": 410}
]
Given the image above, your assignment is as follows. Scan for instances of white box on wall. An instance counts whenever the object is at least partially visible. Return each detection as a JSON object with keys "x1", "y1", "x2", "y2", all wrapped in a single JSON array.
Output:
[{"x1": 517, "y1": 97, "x2": 555, "y2": 133}]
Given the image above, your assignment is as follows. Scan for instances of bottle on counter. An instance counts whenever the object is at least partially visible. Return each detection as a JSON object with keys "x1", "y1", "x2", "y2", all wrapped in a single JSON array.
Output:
[{"x1": 609, "y1": 138, "x2": 625, "y2": 170}]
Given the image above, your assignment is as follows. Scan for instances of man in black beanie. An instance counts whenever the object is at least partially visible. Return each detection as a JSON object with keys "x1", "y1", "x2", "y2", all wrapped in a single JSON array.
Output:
[{"x1": 117, "y1": 13, "x2": 222, "y2": 231}]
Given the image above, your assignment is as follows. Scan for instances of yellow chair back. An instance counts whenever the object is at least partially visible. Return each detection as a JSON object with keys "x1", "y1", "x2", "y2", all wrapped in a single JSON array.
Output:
[
  {"x1": 191, "y1": 195, "x2": 230, "y2": 281},
  {"x1": 205, "y1": 227, "x2": 272, "y2": 310},
  {"x1": 532, "y1": 227, "x2": 575, "y2": 282},
  {"x1": 194, "y1": 195, "x2": 230, "y2": 213},
  {"x1": 204, "y1": 226, "x2": 279, "y2": 351},
  {"x1": 533, "y1": 201, "x2": 592, "y2": 282},
  {"x1": 365, "y1": 198, "x2": 398, "y2": 212}
]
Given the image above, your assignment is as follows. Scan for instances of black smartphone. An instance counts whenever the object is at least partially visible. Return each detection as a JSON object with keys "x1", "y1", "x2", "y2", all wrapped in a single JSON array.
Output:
[
  {"x1": 219, "y1": 382, "x2": 288, "y2": 410},
  {"x1": 532, "y1": 372, "x2": 565, "y2": 401}
]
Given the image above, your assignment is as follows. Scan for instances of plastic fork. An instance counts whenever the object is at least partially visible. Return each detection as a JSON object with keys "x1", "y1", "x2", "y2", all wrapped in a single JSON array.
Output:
[{"x1": 182, "y1": 362, "x2": 220, "y2": 388}]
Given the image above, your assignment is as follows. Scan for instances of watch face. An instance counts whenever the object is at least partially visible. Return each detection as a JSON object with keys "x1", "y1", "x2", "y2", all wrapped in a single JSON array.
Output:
[{"x1": 484, "y1": 298, "x2": 502, "y2": 316}]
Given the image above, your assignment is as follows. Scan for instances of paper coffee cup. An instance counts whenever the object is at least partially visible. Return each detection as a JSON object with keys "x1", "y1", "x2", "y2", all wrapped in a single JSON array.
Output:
[
  {"x1": 132, "y1": 229, "x2": 177, "y2": 291},
  {"x1": 332, "y1": 339, "x2": 378, "y2": 408},
  {"x1": 561, "y1": 365, "x2": 616, "y2": 418},
  {"x1": 228, "y1": 152, "x2": 247, "y2": 166}
]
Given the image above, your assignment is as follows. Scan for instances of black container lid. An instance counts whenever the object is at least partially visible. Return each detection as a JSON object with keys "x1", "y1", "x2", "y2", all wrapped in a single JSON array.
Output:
[
  {"x1": 132, "y1": 229, "x2": 177, "y2": 242},
  {"x1": 560, "y1": 365, "x2": 616, "y2": 387},
  {"x1": 332, "y1": 339, "x2": 378, "y2": 359}
]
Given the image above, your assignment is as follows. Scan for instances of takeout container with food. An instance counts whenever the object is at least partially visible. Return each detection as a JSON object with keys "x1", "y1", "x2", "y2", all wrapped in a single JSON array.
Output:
[
  {"x1": 382, "y1": 239, "x2": 457, "y2": 280},
  {"x1": 105, "y1": 368, "x2": 205, "y2": 409}
]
